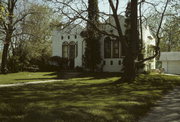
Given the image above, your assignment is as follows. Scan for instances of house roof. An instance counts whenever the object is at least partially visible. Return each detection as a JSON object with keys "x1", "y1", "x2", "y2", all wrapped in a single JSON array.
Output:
[{"x1": 160, "y1": 52, "x2": 180, "y2": 61}]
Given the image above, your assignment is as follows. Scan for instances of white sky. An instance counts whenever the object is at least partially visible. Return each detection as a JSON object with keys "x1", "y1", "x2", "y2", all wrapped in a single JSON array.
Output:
[{"x1": 99, "y1": 0, "x2": 129, "y2": 14}]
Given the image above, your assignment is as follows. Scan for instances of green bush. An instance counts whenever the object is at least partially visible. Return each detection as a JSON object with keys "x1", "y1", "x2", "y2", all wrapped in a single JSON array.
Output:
[
  {"x1": 7, "y1": 56, "x2": 23, "y2": 73},
  {"x1": 49, "y1": 56, "x2": 69, "y2": 71}
]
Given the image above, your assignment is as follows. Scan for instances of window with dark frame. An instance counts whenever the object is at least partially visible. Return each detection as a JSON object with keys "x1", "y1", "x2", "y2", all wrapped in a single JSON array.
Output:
[
  {"x1": 113, "y1": 39, "x2": 119, "y2": 58},
  {"x1": 76, "y1": 42, "x2": 78, "y2": 57},
  {"x1": 62, "y1": 42, "x2": 68, "y2": 58},
  {"x1": 69, "y1": 41, "x2": 76, "y2": 59},
  {"x1": 110, "y1": 61, "x2": 113, "y2": 65},
  {"x1": 104, "y1": 37, "x2": 111, "y2": 58},
  {"x1": 119, "y1": 60, "x2": 121, "y2": 65},
  {"x1": 103, "y1": 60, "x2": 106, "y2": 65}
]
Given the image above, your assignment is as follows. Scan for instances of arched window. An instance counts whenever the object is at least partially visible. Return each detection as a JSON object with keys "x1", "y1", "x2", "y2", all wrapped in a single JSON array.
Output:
[
  {"x1": 62, "y1": 42, "x2": 68, "y2": 58},
  {"x1": 104, "y1": 37, "x2": 111, "y2": 58},
  {"x1": 69, "y1": 41, "x2": 76, "y2": 59},
  {"x1": 76, "y1": 42, "x2": 78, "y2": 57},
  {"x1": 113, "y1": 39, "x2": 119, "y2": 58}
]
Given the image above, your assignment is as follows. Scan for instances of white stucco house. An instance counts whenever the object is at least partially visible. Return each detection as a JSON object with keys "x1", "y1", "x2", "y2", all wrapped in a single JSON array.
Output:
[
  {"x1": 52, "y1": 16, "x2": 156, "y2": 72},
  {"x1": 159, "y1": 52, "x2": 180, "y2": 74}
]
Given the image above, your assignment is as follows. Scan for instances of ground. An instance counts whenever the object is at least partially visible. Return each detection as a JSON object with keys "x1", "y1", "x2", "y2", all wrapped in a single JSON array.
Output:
[
  {"x1": 0, "y1": 72, "x2": 180, "y2": 122},
  {"x1": 0, "y1": 72, "x2": 56, "y2": 84}
]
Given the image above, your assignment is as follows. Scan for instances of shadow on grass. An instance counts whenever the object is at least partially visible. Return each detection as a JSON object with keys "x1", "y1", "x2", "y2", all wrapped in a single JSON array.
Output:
[
  {"x1": 48, "y1": 72, "x2": 122, "y2": 79},
  {"x1": 15, "y1": 72, "x2": 122, "y2": 81},
  {"x1": 15, "y1": 78, "x2": 59, "y2": 81},
  {"x1": 0, "y1": 74, "x2": 180, "y2": 122}
]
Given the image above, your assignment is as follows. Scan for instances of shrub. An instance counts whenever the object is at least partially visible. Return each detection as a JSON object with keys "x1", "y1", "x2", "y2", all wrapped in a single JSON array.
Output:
[
  {"x1": 49, "y1": 56, "x2": 69, "y2": 71},
  {"x1": 7, "y1": 56, "x2": 23, "y2": 73}
]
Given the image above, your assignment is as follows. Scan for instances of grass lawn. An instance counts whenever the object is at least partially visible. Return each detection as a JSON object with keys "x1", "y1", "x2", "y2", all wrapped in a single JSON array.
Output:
[
  {"x1": 0, "y1": 72, "x2": 57, "y2": 84},
  {"x1": 0, "y1": 72, "x2": 180, "y2": 122}
]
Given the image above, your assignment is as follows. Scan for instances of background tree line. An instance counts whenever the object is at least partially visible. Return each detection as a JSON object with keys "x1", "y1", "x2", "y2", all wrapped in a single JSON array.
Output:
[{"x1": 0, "y1": 0, "x2": 59, "y2": 73}]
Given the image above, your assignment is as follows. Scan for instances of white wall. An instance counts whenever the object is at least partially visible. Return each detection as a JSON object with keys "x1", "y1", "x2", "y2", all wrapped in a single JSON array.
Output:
[
  {"x1": 162, "y1": 61, "x2": 180, "y2": 74},
  {"x1": 52, "y1": 30, "x2": 61, "y2": 57},
  {"x1": 52, "y1": 25, "x2": 84, "y2": 68}
]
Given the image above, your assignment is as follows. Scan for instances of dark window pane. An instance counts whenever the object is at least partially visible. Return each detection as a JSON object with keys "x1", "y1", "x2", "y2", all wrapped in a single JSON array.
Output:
[
  {"x1": 113, "y1": 40, "x2": 119, "y2": 58},
  {"x1": 62, "y1": 44, "x2": 68, "y2": 58},
  {"x1": 103, "y1": 61, "x2": 106, "y2": 65},
  {"x1": 69, "y1": 45, "x2": 75, "y2": 58},
  {"x1": 104, "y1": 37, "x2": 111, "y2": 58},
  {"x1": 110, "y1": 61, "x2": 113, "y2": 65},
  {"x1": 76, "y1": 42, "x2": 78, "y2": 57},
  {"x1": 119, "y1": 60, "x2": 121, "y2": 65}
]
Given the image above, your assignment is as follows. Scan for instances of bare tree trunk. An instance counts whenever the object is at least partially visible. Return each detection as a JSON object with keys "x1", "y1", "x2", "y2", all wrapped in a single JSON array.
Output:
[{"x1": 1, "y1": 43, "x2": 10, "y2": 73}]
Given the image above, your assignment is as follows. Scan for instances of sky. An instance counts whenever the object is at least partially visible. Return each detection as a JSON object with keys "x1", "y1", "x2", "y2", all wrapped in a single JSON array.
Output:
[{"x1": 99, "y1": 0, "x2": 129, "y2": 14}]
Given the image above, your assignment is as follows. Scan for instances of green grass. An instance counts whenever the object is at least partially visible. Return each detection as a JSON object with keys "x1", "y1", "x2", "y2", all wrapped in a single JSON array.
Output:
[
  {"x1": 0, "y1": 73, "x2": 180, "y2": 122},
  {"x1": 0, "y1": 72, "x2": 56, "y2": 84}
]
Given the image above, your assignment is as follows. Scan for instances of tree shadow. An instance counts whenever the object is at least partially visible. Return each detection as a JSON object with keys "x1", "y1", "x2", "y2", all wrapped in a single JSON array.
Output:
[{"x1": 0, "y1": 74, "x2": 180, "y2": 122}]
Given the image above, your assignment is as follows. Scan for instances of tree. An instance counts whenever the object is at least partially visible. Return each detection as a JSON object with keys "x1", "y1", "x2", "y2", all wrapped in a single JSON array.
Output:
[
  {"x1": 1, "y1": 0, "x2": 16, "y2": 73},
  {"x1": 0, "y1": 0, "x2": 31, "y2": 73},
  {"x1": 160, "y1": 16, "x2": 180, "y2": 51},
  {"x1": 145, "y1": 0, "x2": 179, "y2": 52},
  {"x1": 0, "y1": 2, "x2": 4, "y2": 21},
  {"x1": 83, "y1": 0, "x2": 101, "y2": 72},
  {"x1": 9, "y1": 3, "x2": 53, "y2": 71}
]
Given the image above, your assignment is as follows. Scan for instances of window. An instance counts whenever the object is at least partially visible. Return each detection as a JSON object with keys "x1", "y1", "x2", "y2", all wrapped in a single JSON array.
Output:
[
  {"x1": 69, "y1": 41, "x2": 76, "y2": 59},
  {"x1": 76, "y1": 42, "x2": 78, "y2": 57},
  {"x1": 110, "y1": 61, "x2": 113, "y2": 65},
  {"x1": 103, "y1": 61, "x2": 106, "y2": 65},
  {"x1": 104, "y1": 37, "x2": 111, "y2": 58},
  {"x1": 61, "y1": 36, "x2": 64, "y2": 40},
  {"x1": 75, "y1": 35, "x2": 77, "y2": 39},
  {"x1": 113, "y1": 39, "x2": 119, "y2": 58},
  {"x1": 119, "y1": 60, "x2": 121, "y2": 65},
  {"x1": 121, "y1": 45, "x2": 125, "y2": 56},
  {"x1": 68, "y1": 36, "x2": 70, "y2": 39},
  {"x1": 62, "y1": 42, "x2": 68, "y2": 58}
]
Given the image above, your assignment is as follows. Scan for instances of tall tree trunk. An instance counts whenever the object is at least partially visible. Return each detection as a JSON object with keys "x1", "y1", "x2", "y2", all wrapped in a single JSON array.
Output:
[
  {"x1": 1, "y1": 0, "x2": 14, "y2": 74},
  {"x1": 1, "y1": 43, "x2": 10, "y2": 73},
  {"x1": 122, "y1": 0, "x2": 139, "y2": 82},
  {"x1": 1, "y1": 32, "x2": 12, "y2": 73}
]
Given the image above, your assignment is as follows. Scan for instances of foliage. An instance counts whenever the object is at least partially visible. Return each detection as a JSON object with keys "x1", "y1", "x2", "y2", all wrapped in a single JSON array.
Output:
[
  {"x1": 145, "y1": 0, "x2": 180, "y2": 52},
  {"x1": 83, "y1": 35, "x2": 101, "y2": 71},
  {"x1": 0, "y1": 3, "x2": 4, "y2": 21},
  {"x1": 49, "y1": 56, "x2": 69, "y2": 71},
  {"x1": 7, "y1": 3, "x2": 54, "y2": 72},
  {"x1": 160, "y1": 16, "x2": 180, "y2": 51},
  {"x1": 83, "y1": 0, "x2": 101, "y2": 72},
  {"x1": 7, "y1": 56, "x2": 23, "y2": 73}
]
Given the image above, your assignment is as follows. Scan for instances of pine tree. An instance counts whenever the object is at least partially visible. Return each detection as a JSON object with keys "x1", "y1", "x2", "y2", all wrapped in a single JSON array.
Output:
[{"x1": 83, "y1": 0, "x2": 101, "y2": 72}]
